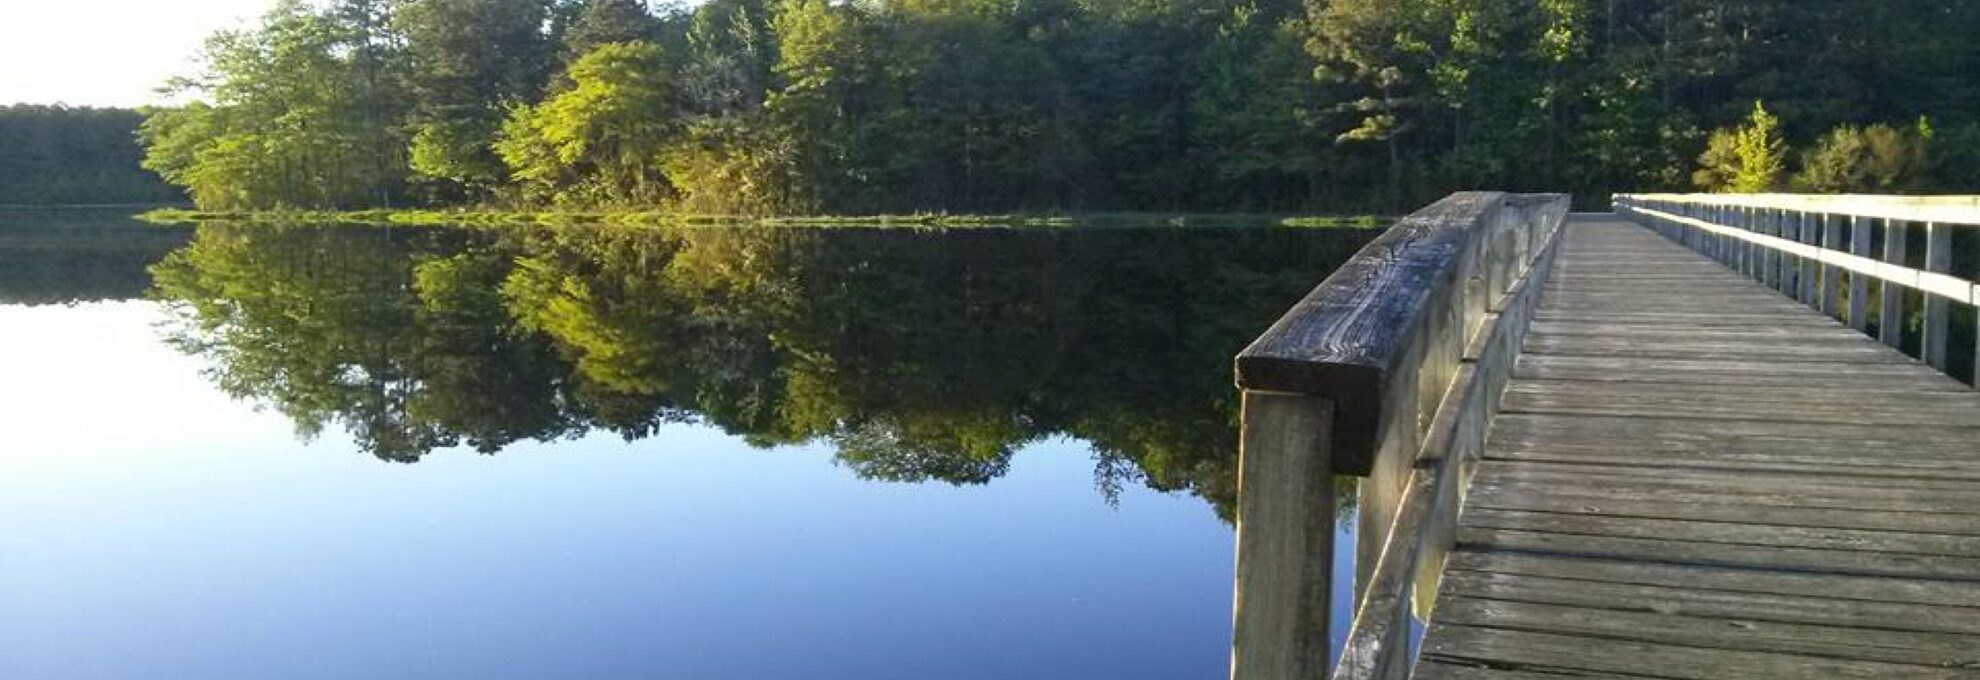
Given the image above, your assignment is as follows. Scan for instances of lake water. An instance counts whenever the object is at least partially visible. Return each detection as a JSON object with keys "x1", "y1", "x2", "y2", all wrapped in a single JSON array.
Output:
[{"x1": 0, "y1": 209, "x2": 1375, "y2": 680}]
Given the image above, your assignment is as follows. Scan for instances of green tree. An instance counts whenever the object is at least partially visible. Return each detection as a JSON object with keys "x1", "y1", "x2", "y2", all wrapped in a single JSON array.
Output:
[
  {"x1": 1796, "y1": 121, "x2": 1933, "y2": 194},
  {"x1": 558, "y1": 0, "x2": 660, "y2": 66},
  {"x1": 397, "y1": 0, "x2": 557, "y2": 198},
  {"x1": 139, "y1": 0, "x2": 408, "y2": 210},
  {"x1": 1727, "y1": 101, "x2": 1786, "y2": 193},
  {"x1": 495, "y1": 41, "x2": 682, "y2": 206}
]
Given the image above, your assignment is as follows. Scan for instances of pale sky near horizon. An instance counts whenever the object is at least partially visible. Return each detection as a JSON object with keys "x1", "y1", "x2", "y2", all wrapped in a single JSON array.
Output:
[{"x1": 1, "y1": 0, "x2": 277, "y2": 107}]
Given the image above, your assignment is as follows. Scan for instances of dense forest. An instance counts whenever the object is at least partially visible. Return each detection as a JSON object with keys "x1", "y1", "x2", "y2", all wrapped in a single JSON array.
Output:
[
  {"x1": 135, "y1": 0, "x2": 1980, "y2": 214},
  {"x1": 0, "y1": 105, "x2": 184, "y2": 205}
]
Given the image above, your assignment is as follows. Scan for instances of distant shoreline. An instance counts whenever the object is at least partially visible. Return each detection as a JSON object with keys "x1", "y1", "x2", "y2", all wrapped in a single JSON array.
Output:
[
  {"x1": 2, "y1": 203, "x2": 188, "y2": 210},
  {"x1": 135, "y1": 208, "x2": 1386, "y2": 230}
]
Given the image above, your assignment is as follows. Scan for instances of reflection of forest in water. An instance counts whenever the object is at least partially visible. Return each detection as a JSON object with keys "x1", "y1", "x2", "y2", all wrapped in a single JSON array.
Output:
[{"x1": 7, "y1": 217, "x2": 1376, "y2": 518}]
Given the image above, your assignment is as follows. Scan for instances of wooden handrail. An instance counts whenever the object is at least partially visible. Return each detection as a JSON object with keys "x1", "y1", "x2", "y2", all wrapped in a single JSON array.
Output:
[
  {"x1": 1230, "y1": 192, "x2": 1571, "y2": 680},
  {"x1": 1617, "y1": 193, "x2": 1980, "y2": 384},
  {"x1": 1621, "y1": 193, "x2": 1980, "y2": 225}
]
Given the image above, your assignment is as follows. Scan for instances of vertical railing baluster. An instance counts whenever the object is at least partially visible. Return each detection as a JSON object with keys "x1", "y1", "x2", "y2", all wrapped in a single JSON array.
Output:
[
  {"x1": 1849, "y1": 215, "x2": 1873, "y2": 332},
  {"x1": 1880, "y1": 220, "x2": 1909, "y2": 349},
  {"x1": 1743, "y1": 207, "x2": 1758, "y2": 280},
  {"x1": 1820, "y1": 213, "x2": 1843, "y2": 319},
  {"x1": 1922, "y1": 223, "x2": 1951, "y2": 371},
  {"x1": 1799, "y1": 212, "x2": 1819, "y2": 305},
  {"x1": 1766, "y1": 210, "x2": 1782, "y2": 289},
  {"x1": 1782, "y1": 208, "x2": 1797, "y2": 293}
]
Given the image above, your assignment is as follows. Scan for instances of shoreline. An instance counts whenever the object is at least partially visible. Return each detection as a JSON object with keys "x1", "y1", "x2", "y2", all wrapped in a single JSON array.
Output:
[{"x1": 135, "y1": 207, "x2": 1385, "y2": 230}]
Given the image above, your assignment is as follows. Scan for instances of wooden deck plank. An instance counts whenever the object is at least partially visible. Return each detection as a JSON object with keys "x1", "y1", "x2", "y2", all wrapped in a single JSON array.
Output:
[
  {"x1": 1511, "y1": 355, "x2": 1973, "y2": 391},
  {"x1": 1416, "y1": 215, "x2": 1980, "y2": 679},
  {"x1": 1431, "y1": 598, "x2": 1980, "y2": 667},
  {"x1": 1420, "y1": 626, "x2": 1975, "y2": 679}
]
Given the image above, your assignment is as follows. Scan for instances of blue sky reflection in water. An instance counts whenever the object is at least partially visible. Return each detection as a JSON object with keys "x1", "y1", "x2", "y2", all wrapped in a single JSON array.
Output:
[{"x1": 0, "y1": 213, "x2": 1372, "y2": 679}]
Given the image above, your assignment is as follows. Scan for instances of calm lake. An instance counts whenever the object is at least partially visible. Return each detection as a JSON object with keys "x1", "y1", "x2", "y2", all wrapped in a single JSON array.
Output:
[{"x1": 0, "y1": 209, "x2": 1375, "y2": 680}]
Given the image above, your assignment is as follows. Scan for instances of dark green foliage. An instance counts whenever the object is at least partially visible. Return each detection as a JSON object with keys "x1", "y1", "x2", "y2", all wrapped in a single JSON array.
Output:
[
  {"x1": 129, "y1": 0, "x2": 1980, "y2": 213},
  {"x1": 0, "y1": 106, "x2": 183, "y2": 205}
]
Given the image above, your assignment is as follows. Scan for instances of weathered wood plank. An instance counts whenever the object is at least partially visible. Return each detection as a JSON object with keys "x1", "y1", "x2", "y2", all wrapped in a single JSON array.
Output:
[
  {"x1": 1503, "y1": 380, "x2": 1980, "y2": 417},
  {"x1": 1414, "y1": 662, "x2": 1641, "y2": 680},
  {"x1": 1445, "y1": 550, "x2": 1980, "y2": 609},
  {"x1": 1437, "y1": 569, "x2": 1980, "y2": 640},
  {"x1": 1501, "y1": 384, "x2": 1980, "y2": 425},
  {"x1": 1456, "y1": 527, "x2": 1980, "y2": 580},
  {"x1": 1236, "y1": 192, "x2": 1567, "y2": 474},
  {"x1": 1488, "y1": 412, "x2": 1980, "y2": 448},
  {"x1": 1421, "y1": 625, "x2": 1976, "y2": 679},
  {"x1": 1511, "y1": 354, "x2": 1973, "y2": 391},
  {"x1": 1459, "y1": 508, "x2": 1980, "y2": 558},
  {"x1": 1432, "y1": 597, "x2": 1980, "y2": 667}
]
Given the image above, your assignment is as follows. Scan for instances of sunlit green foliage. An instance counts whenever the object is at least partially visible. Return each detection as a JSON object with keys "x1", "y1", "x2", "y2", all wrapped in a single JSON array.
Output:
[
  {"x1": 140, "y1": 0, "x2": 405, "y2": 210},
  {"x1": 1726, "y1": 102, "x2": 1786, "y2": 193},
  {"x1": 1795, "y1": 121, "x2": 1934, "y2": 194},
  {"x1": 397, "y1": 0, "x2": 556, "y2": 198},
  {"x1": 135, "y1": 0, "x2": 1980, "y2": 212},
  {"x1": 495, "y1": 41, "x2": 682, "y2": 206}
]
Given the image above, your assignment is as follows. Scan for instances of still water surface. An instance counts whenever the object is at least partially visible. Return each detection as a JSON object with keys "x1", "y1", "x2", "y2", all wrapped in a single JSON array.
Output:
[{"x1": 0, "y1": 210, "x2": 1372, "y2": 679}]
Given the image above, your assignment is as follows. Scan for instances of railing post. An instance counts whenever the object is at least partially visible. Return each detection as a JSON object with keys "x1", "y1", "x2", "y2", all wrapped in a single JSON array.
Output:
[
  {"x1": 1922, "y1": 223, "x2": 1951, "y2": 371},
  {"x1": 1782, "y1": 210, "x2": 1798, "y2": 296},
  {"x1": 1820, "y1": 213, "x2": 1843, "y2": 318},
  {"x1": 1232, "y1": 391, "x2": 1335, "y2": 680},
  {"x1": 1743, "y1": 207, "x2": 1759, "y2": 280},
  {"x1": 1849, "y1": 215, "x2": 1873, "y2": 332},
  {"x1": 1782, "y1": 209, "x2": 1797, "y2": 291},
  {"x1": 1880, "y1": 220, "x2": 1908, "y2": 349},
  {"x1": 1798, "y1": 212, "x2": 1819, "y2": 305}
]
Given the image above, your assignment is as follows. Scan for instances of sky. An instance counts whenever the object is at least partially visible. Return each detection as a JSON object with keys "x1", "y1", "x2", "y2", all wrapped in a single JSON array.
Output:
[{"x1": 0, "y1": 0, "x2": 276, "y2": 107}]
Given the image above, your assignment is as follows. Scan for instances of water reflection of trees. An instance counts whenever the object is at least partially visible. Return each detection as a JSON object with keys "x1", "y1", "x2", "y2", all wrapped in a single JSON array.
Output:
[
  {"x1": 0, "y1": 213, "x2": 190, "y2": 305},
  {"x1": 150, "y1": 222, "x2": 1372, "y2": 517}
]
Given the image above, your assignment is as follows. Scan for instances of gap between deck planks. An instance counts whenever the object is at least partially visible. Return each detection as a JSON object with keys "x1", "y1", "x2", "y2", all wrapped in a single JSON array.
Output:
[{"x1": 1417, "y1": 215, "x2": 1980, "y2": 679}]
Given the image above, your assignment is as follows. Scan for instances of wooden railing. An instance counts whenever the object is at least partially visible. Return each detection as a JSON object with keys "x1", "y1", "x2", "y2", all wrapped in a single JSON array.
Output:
[
  {"x1": 1229, "y1": 192, "x2": 1570, "y2": 680},
  {"x1": 1617, "y1": 193, "x2": 1980, "y2": 385}
]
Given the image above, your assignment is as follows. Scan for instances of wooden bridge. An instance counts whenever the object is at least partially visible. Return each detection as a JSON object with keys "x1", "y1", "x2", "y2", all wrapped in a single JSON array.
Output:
[{"x1": 1227, "y1": 193, "x2": 1980, "y2": 680}]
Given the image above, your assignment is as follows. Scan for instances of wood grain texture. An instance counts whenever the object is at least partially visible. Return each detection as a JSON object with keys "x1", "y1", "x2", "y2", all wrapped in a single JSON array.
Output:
[
  {"x1": 1235, "y1": 192, "x2": 1567, "y2": 475},
  {"x1": 1417, "y1": 216, "x2": 1980, "y2": 680},
  {"x1": 1230, "y1": 393, "x2": 1335, "y2": 680}
]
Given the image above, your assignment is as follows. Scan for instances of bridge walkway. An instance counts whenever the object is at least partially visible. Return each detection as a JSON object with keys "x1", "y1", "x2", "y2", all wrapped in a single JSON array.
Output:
[{"x1": 1415, "y1": 215, "x2": 1980, "y2": 679}]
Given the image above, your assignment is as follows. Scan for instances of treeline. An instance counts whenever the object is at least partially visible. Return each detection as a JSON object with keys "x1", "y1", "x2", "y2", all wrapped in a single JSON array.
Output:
[
  {"x1": 1693, "y1": 102, "x2": 1980, "y2": 194},
  {"x1": 140, "y1": 0, "x2": 1980, "y2": 214},
  {"x1": 0, "y1": 105, "x2": 184, "y2": 205}
]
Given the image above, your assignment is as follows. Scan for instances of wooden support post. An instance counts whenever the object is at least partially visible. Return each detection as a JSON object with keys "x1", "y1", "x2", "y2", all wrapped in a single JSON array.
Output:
[
  {"x1": 1880, "y1": 220, "x2": 1908, "y2": 349},
  {"x1": 1922, "y1": 223, "x2": 1951, "y2": 371},
  {"x1": 1231, "y1": 391, "x2": 1335, "y2": 680},
  {"x1": 1849, "y1": 216, "x2": 1873, "y2": 331},
  {"x1": 1820, "y1": 214, "x2": 1843, "y2": 318}
]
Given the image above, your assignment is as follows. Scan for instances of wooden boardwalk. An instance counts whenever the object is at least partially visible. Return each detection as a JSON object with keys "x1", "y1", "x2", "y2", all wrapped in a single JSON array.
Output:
[{"x1": 1416, "y1": 215, "x2": 1980, "y2": 679}]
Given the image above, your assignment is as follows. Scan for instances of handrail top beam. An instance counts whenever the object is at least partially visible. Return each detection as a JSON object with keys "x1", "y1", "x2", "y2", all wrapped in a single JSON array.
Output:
[
  {"x1": 1236, "y1": 191, "x2": 1566, "y2": 472},
  {"x1": 1621, "y1": 192, "x2": 1980, "y2": 225}
]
